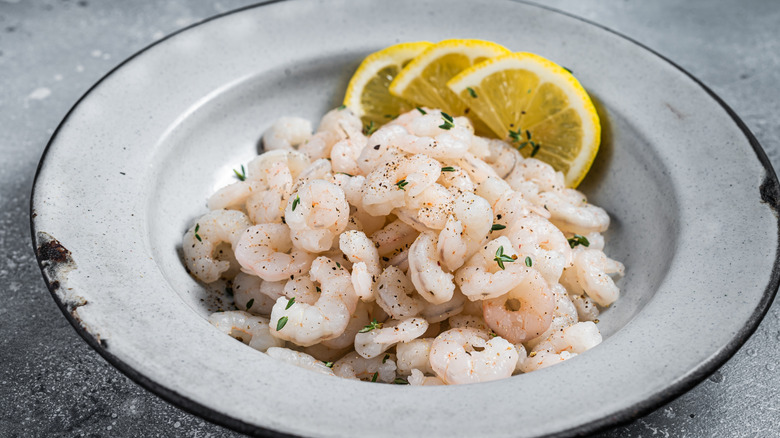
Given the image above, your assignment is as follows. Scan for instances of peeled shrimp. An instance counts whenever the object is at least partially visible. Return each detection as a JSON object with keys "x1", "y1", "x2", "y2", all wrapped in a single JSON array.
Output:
[
  {"x1": 436, "y1": 192, "x2": 493, "y2": 271},
  {"x1": 285, "y1": 179, "x2": 350, "y2": 253},
  {"x1": 429, "y1": 328, "x2": 518, "y2": 385},
  {"x1": 521, "y1": 322, "x2": 602, "y2": 373},
  {"x1": 265, "y1": 347, "x2": 335, "y2": 376},
  {"x1": 395, "y1": 338, "x2": 435, "y2": 376},
  {"x1": 208, "y1": 310, "x2": 283, "y2": 352},
  {"x1": 538, "y1": 188, "x2": 610, "y2": 235},
  {"x1": 408, "y1": 232, "x2": 455, "y2": 304},
  {"x1": 361, "y1": 154, "x2": 441, "y2": 216},
  {"x1": 245, "y1": 160, "x2": 294, "y2": 224},
  {"x1": 354, "y1": 317, "x2": 429, "y2": 359},
  {"x1": 568, "y1": 247, "x2": 625, "y2": 306},
  {"x1": 339, "y1": 230, "x2": 382, "y2": 301},
  {"x1": 262, "y1": 117, "x2": 312, "y2": 151},
  {"x1": 375, "y1": 266, "x2": 423, "y2": 319},
  {"x1": 183, "y1": 210, "x2": 252, "y2": 283},
  {"x1": 234, "y1": 223, "x2": 314, "y2": 282},
  {"x1": 455, "y1": 236, "x2": 527, "y2": 301},
  {"x1": 232, "y1": 272, "x2": 277, "y2": 316},
  {"x1": 333, "y1": 351, "x2": 397, "y2": 382},
  {"x1": 482, "y1": 268, "x2": 555, "y2": 344},
  {"x1": 408, "y1": 369, "x2": 445, "y2": 386},
  {"x1": 505, "y1": 215, "x2": 571, "y2": 285},
  {"x1": 269, "y1": 257, "x2": 357, "y2": 346}
]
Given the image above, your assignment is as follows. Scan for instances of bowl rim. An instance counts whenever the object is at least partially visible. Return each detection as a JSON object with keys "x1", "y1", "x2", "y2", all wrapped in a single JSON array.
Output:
[{"x1": 30, "y1": 0, "x2": 780, "y2": 437}]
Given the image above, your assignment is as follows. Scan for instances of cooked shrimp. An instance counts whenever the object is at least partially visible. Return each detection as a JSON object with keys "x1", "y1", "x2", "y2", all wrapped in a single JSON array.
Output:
[
  {"x1": 356, "y1": 124, "x2": 408, "y2": 174},
  {"x1": 569, "y1": 292, "x2": 600, "y2": 321},
  {"x1": 419, "y1": 288, "x2": 466, "y2": 323},
  {"x1": 437, "y1": 165, "x2": 476, "y2": 195},
  {"x1": 339, "y1": 230, "x2": 382, "y2": 301},
  {"x1": 291, "y1": 158, "x2": 333, "y2": 193},
  {"x1": 396, "y1": 338, "x2": 434, "y2": 376},
  {"x1": 507, "y1": 157, "x2": 565, "y2": 193},
  {"x1": 354, "y1": 317, "x2": 429, "y2": 359},
  {"x1": 448, "y1": 314, "x2": 489, "y2": 331},
  {"x1": 570, "y1": 247, "x2": 625, "y2": 306},
  {"x1": 408, "y1": 369, "x2": 445, "y2": 386},
  {"x1": 482, "y1": 268, "x2": 555, "y2": 344},
  {"x1": 262, "y1": 117, "x2": 312, "y2": 151},
  {"x1": 376, "y1": 266, "x2": 423, "y2": 319},
  {"x1": 333, "y1": 174, "x2": 386, "y2": 236},
  {"x1": 491, "y1": 191, "x2": 550, "y2": 231},
  {"x1": 321, "y1": 301, "x2": 371, "y2": 350},
  {"x1": 370, "y1": 219, "x2": 419, "y2": 257},
  {"x1": 208, "y1": 310, "x2": 283, "y2": 352},
  {"x1": 482, "y1": 139, "x2": 522, "y2": 179},
  {"x1": 332, "y1": 351, "x2": 397, "y2": 383},
  {"x1": 331, "y1": 136, "x2": 367, "y2": 176},
  {"x1": 285, "y1": 179, "x2": 350, "y2": 253},
  {"x1": 207, "y1": 180, "x2": 262, "y2": 211},
  {"x1": 404, "y1": 183, "x2": 454, "y2": 230},
  {"x1": 408, "y1": 232, "x2": 455, "y2": 304},
  {"x1": 429, "y1": 328, "x2": 518, "y2": 385},
  {"x1": 245, "y1": 160, "x2": 294, "y2": 224},
  {"x1": 282, "y1": 275, "x2": 320, "y2": 305},
  {"x1": 505, "y1": 215, "x2": 571, "y2": 285},
  {"x1": 265, "y1": 347, "x2": 335, "y2": 376},
  {"x1": 234, "y1": 223, "x2": 314, "y2": 282},
  {"x1": 183, "y1": 210, "x2": 253, "y2": 283},
  {"x1": 232, "y1": 272, "x2": 277, "y2": 316},
  {"x1": 538, "y1": 188, "x2": 610, "y2": 235},
  {"x1": 521, "y1": 322, "x2": 602, "y2": 373},
  {"x1": 269, "y1": 257, "x2": 358, "y2": 346},
  {"x1": 362, "y1": 154, "x2": 442, "y2": 216},
  {"x1": 524, "y1": 283, "x2": 578, "y2": 350},
  {"x1": 455, "y1": 236, "x2": 527, "y2": 301},
  {"x1": 436, "y1": 192, "x2": 493, "y2": 271},
  {"x1": 246, "y1": 149, "x2": 310, "y2": 183}
]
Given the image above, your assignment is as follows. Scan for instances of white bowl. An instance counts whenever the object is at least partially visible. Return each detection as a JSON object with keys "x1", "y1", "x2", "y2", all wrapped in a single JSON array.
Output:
[{"x1": 31, "y1": 0, "x2": 780, "y2": 436}]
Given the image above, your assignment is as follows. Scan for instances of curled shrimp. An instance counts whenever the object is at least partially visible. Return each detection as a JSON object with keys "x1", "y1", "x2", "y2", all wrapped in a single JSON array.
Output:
[
  {"x1": 234, "y1": 223, "x2": 314, "y2": 282},
  {"x1": 436, "y1": 192, "x2": 493, "y2": 272},
  {"x1": 321, "y1": 301, "x2": 371, "y2": 350},
  {"x1": 298, "y1": 108, "x2": 363, "y2": 159},
  {"x1": 404, "y1": 183, "x2": 454, "y2": 230},
  {"x1": 262, "y1": 117, "x2": 312, "y2": 151},
  {"x1": 521, "y1": 322, "x2": 602, "y2": 373},
  {"x1": 354, "y1": 317, "x2": 429, "y2": 359},
  {"x1": 371, "y1": 219, "x2": 419, "y2": 258},
  {"x1": 361, "y1": 154, "x2": 441, "y2": 217},
  {"x1": 455, "y1": 236, "x2": 527, "y2": 301},
  {"x1": 331, "y1": 136, "x2": 367, "y2": 176},
  {"x1": 568, "y1": 247, "x2": 625, "y2": 306},
  {"x1": 356, "y1": 124, "x2": 408, "y2": 174},
  {"x1": 482, "y1": 139, "x2": 522, "y2": 179},
  {"x1": 538, "y1": 188, "x2": 610, "y2": 235},
  {"x1": 408, "y1": 232, "x2": 455, "y2": 304},
  {"x1": 232, "y1": 272, "x2": 277, "y2": 316},
  {"x1": 285, "y1": 179, "x2": 350, "y2": 253},
  {"x1": 339, "y1": 230, "x2": 382, "y2": 301},
  {"x1": 437, "y1": 165, "x2": 476, "y2": 195},
  {"x1": 396, "y1": 338, "x2": 435, "y2": 376},
  {"x1": 391, "y1": 110, "x2": 472, "y2": 159},
  {"x1": 245, "y1": 160, "x2": 294, "y2": 224},
  {"x1": 247, "y1": 149, "x2": 311, "y2": 183},
  {"x1": 265, "y1": 347, "x2": 335, "y2": 376},
  {"x1": 332, "y1": 351, "x2": 397, "y2": 383},
  {"x1": 207, "y1": 180, "x2": 263, "y2": 211},
  {"x1": 506, "y1": 157, "x2": 565, "y2": 193},
  {"x1": 375, "y1": 266, "x2": 423, "y2": 319},
  {"x1": 208, "y1": 310, "x2": 283, "y2": 352},
  {"x1": 505, "y1": 215, "x2": 571, "y2": 285},
  {"x1": 419, "y1": 288, "x2": 466, "y2": 323},
  {"x1": 429, "y1": 328, "x2": 518, "y2": 385},
  {"x1": 482, "y1": 267, "x2": 555, "y2": 344},
  {"x1": 269, "y1": 257, "x2": 357, "y2": 346},
  {"x1": 333, "y1": 174, "x2": 386, "y2": 236},
  {"x1": 524, "y1": 283, "x2": 579, "y2": 351},
  {"x1": 183, "y1": 210, "x2": 252, "y2": 283},
  {"x1": 408, "y1": 369, "x2": 445, "y2": 386}
]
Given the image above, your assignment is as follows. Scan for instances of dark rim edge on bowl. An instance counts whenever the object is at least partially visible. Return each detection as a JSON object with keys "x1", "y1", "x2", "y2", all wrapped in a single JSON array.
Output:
[{"x1": 29, "y1": 0, "x2": 780, "y2": 437}]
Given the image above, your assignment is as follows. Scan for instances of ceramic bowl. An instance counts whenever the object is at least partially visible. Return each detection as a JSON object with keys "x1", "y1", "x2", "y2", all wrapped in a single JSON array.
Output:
[{"x1": 31, "y1": 0, "x2": 779, "y2": 436}]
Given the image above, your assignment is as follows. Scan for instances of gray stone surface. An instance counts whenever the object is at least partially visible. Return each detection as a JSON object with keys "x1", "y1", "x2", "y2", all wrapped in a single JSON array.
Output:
[{"x1": 1, "y1": 0, "x2": 778, "y2": 437}]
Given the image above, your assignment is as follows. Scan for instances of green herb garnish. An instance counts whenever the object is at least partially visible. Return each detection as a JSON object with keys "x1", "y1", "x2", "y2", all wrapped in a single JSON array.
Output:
[
  {"x1": 441, "y1": 166, "x2": 456, "y2": 172},
  {"x1": 466, "y1": 87, "x2": 478, "y2": 98},
  {"x1": 194, "y1": 223, "x2": 202, "y2": 242},
  {"x1": 285, "y1": 297, "x2": 295, "y2": 309},
  {"x1": 371, "y1": 372, "x2": 378, "y2": 382},
  {"x1": 567, "y1": 234, "x2": 591, "y2": 248},
  {"x1": 359, "y1": 318, "x2": 383, "y2": 333},
  {"x1": 323, "y1": 361, "x2": 334, "y2": 368},
  {"x1": 233, "y1": 164, "x2": 246, "y2": 181},
  {"x1": 363, "y1": 120, "x2": 377, "y2": 136},
  {"x1": 382, "y1": 353, "x2": 390, "y2": 364},
  {"x1": 491, "y1": 224, "x2": 506, "y2": 232},
  {"x1": 291, "y1": 194, "x2": 300, "y2": 211},
  {"x1": 337, "y1": 104, "x2": 347, "y2": 110},
  {"x1": 246, "y1": 298, "x2": 254, "y2": 310},
  {"x1": 276, "y1": 316, "x2": 288, "y2": 331},
  {"x1": 439, "y1": 112, "x2": 455, "y2": 130},
  {"x1": 416, "y1": 107, "x2": 427, "y2": 115},
  {"x1": 525, "y1": 256, "x2": 533, "y2": 267},
  {"x1": 395, "y1": 179, "x2": 409, "y2": 191},
  {"x1": 493, "y1": 246, "x2": 516, "y2": 270},
  {"x1": 393, "y1": 377, "x2": 409, "y2": 385},
  {"x1": 508, "y1": 129, "x2": 523, "y2": 143}
]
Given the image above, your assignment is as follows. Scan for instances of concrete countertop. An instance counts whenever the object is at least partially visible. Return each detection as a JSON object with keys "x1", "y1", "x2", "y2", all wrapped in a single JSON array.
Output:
[{"x1": 1, "y1": 0, "x2": 778, "y2": 436}]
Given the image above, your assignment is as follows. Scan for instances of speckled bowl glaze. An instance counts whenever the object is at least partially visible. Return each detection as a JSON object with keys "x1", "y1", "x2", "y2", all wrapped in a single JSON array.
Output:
[{"x1": 31, "y1": 0, "x2": 779, "y2": 437}]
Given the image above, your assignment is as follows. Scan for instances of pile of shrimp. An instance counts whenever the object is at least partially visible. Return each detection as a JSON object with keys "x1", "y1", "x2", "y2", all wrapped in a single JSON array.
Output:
[{"x1": 183, "y1": 106, "x2": 625, "y2": 385}]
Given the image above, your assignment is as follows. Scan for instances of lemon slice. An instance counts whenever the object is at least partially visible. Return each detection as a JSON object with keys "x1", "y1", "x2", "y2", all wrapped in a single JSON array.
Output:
[
  {"x1": 343, "y1": 41, "x2": 433, "y2": 127},
  {"x1": 388, "y1": 39, "x2": 511, "y2": 117},
  {"x1": 447, "y1": 52, "x2": 600, "y2": 187}
]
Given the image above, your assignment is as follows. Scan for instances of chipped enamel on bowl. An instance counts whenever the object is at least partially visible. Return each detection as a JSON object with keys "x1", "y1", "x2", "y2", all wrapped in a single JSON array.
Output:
[{"x1": 31, "y1": 0, "x2": 779, "y2": 437}]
